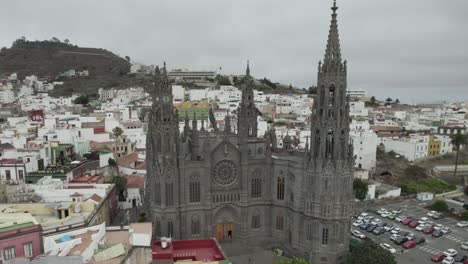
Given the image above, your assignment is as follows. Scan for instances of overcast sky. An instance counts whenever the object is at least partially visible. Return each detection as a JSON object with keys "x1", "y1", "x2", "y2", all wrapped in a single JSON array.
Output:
[{"x1": 1, "y1": 0, "x2": 467, "y2": 103}]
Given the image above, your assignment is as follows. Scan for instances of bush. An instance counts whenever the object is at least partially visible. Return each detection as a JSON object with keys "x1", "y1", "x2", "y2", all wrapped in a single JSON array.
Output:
[
  {"x1": 353, "y1": 179, "x2": 369, "y2": 201},
  {"x1": 404, "y1": 165, "x2": 427, "y2": 178},
  {"x1": 347, "y1": 240, "x2": 396, "y2": 264},
  {"x1": 399, "y1": 178, "x2": 456, "y2": 195},
  {"x1": 429, "y1": 200, "x2": 449, "y2": 212},
  {"x1": 462, "y1": 211, "x2": 468, "y2": 221}
]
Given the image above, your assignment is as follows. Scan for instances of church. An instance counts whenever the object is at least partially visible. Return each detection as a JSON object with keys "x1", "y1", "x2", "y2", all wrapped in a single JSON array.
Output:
[{"x1": 145, "y1": 1, "x2": 354, "y2": 263}]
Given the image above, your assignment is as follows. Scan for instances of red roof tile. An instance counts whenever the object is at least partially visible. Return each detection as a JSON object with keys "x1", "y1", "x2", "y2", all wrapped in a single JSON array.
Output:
[{"x1": 126, "y1": 176, "x2": 145, "y2": 189}]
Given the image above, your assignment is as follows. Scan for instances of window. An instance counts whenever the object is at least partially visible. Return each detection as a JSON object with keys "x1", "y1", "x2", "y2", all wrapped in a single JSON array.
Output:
[
  {"x1": 24, "y1": 242, "x2": 33, "y2": 258},
  {"x1": 189, "y1": 176, "x2": 201, "y2": 203},
  {"x1": 251, "y1": 177, "x2": 262, "y2": 198},
  {"x1": 307, "y1": 223, "x2": 313, "y2": 241},
  {"x1": 155, "y1": 219, "x2": 161, "y2": 237},
  {"x1": 276, "y1": 215, "x2": 284, "y2": 230},
  {"x1": 18, "y1": 170, "x2": 24, "y2": 181},
  {"x1": 165, "y1": 182, "x2": 173, "y2": 206},
  {"x1": 191, "y1": 216, "x2": 200, "y2": 235},
  {"x1": 5, "y1": 170, "x2": 11, "y2": 180},
  {"x1": 252, "y1": 213, "x2": 260, "y2": 229},
  {"x1": 4, "y1": 246, "x2": 15, "y2": 260},
  {"x1": 167, "y1": 220, "x2": 173, "y2": 237},
  {"x1": 322, "y1": 228, "x2": 329, "y2": 245},
  {"x1": 277, "y1": 177, "x2": 285, "y2": 200},
  {"x1": 155, "y1": 182, "x2": 161, "y2": 205}
]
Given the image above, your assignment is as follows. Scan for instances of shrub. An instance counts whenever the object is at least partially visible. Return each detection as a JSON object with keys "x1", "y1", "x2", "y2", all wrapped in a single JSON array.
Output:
[
  {"x1": 462, "y1": 211, "x2": 468, "y2": 221},
  {"x1": 429, "y1": 200, "x2": 449, "y2": 212}
]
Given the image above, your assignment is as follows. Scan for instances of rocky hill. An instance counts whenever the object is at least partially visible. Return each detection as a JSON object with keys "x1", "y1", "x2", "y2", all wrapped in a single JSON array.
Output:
[{"x1": 0, "y1": 39, "x2": 130, "y2": 79}]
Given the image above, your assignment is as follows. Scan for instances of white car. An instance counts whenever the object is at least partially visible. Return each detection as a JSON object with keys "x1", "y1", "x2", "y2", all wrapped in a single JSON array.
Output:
[
  {"x1": 443, "y1": 248, "x2": 458, "y2": 257},
  {"x1": 457, "y1": 221, "x2": 468, "y2": 227},
  {"x1": 442, "y1": 256, "x2": 455, "y2": 264},
  {"x1": 434, "y1": 224, "x2": 444, "y2": 230},
  {"x1": 381, "y1": 212, "x2": 390, "y2": 218},
  {"x1": 416, "y1": 224, "x2": 427, "y2": 231},
  {"x1": 420, "y1": 217, "x2": 429, "y2": 222},
  {"x1": 352, "y1": 229, "x2": 366, "y2": 239},
  {"x1": 441, "y1": 227, "x2": 451, "y2": 234},
  {"x1": 384, "y1": 225, "x2": 395, "y2": 232},
  {"x1": 353, "y1": 221, "x2": 362, "y2": 227},
  {"x1": 360, "y1": 212, "x2": 369, "y2": 218},
  {"x1": 427, "y1": 211, "x2": 437, "y2": 217},
  {"x1": 371, "y1": 218, "x2": 382, "y2": 225},
  {"x1": 391, "y1": 227, "x2": 402, "y2": 234},
  {"x1": 395, "y1": 215, "x2": 407, "y2": 222},
  {"x1": 406, "y1": 233, "x2": 416, "y2": 240},
  {"x1": 377, "y1": 208, "x2": 388, "y2": 214},
  {"x1": 389, "y1": 234, "x2": 400, "y2": 242},
  {"x1": 380, "y1": 243, "x2": 396, "y2": 254}
]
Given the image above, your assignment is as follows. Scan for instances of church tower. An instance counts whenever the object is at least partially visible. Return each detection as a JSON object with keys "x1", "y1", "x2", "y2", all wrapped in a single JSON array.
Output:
[
  {"x1": 145, "y1": 63, "x2": 180, "y2": 238},
  {"x1": 307, "y1": 1, "x2": 354, "y2": 263},
  {"x1": 237, "y1": 61, "x2": 259, "y2": 138}
]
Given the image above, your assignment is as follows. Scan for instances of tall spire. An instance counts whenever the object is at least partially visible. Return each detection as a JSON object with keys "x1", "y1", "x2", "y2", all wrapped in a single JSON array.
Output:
[
  {"x1": 246, "y1": 60, "x2": 250, "y2": 76},
  {"x1": 324, "y1": 0, "x2": 341, "y2": 64}
]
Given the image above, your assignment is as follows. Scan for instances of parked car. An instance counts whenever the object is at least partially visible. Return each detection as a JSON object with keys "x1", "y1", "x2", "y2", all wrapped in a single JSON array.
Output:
[
  {"x1": 453, "y1": 254, "x2": 467, "y2": 263},
  {"x1": 406, "y1": 233, "x2": 416, "y2": 240},
  {"x1": 413, "y1": 236, "x2": 426, "y2": 244},
  {"x1": 443, "y1": 249, "x2": 458, "y2": 257},
  {"x1": 427, "y1": 211, "x2": 437, "y2": 217},
  {"x1": 371, "y1": 218, "x2": 382, "y2": 225},
  {"x1": 443, "y1": 256, "x2": 455, "y2": 264},
  {"x1": 434, "y1": 224, "x2": 445, "y2": 230},
  {"x1": 409, "y1": 220, "x2": 420, "y2": 228},
  {"x1": 381, "y1": 212, "x2": 391, "y2": 218},
  {"x1": 373, "y1": 227, "x2": 386, "y2": 235},
  {"x1": 396, "y1": 215, "x2": 407, "y2": 222},
  {"x1": 433, "y1": 230, "x2": 444, "y2": 238},
  {"x1": 366, "y1": 225, "x2": 378, "y2": 232},
  {"x1": 394, "y1": 236, "x2": 409, "y2": 245},
  {"x1": 403, "y1": 240, "x2": 417, "y2": 249},
  {"x1": 391, "y1": 227, "x2": 402, "y2": 234},
  {"x1": 434, "y1": 213, "x2": 445, "y2": 219},
  {"x1": 359, "y1": 223, "x2": 370, "y2": 230},
  {"x1": 416, "y1": 224, "x2": 428, "y2": 231},
  {"x1": 424, "y1": 226, "x2": 435, "y2": 234},
  {"x1": 388, "y1": 213, "x2": 397, "y2": 220},
  {"x1": 353, "y1": 221, "x2": 362, "y2": 227},
  {"x1": 352, "y1": 229, "x2": 366, "y2": 239},
  {"x1": 461, "y1": 241, "x2": 468, "y2": 251},
  {"x1": 432, "y1": 252, "x2": 446, "y2": 262},
  {"x1": 380, "y1": 243, "x2": 396, "y2": 254},
  {"x1": 377, "y1": 208, "x2": 388, "y2": 215},
  {"x1": 384, "y1": 225, "x2": 395, "y2": 232},
  {"x1": 457, "y1": 221, "x2": 468, "y2": 228},
  {"x1": 402, "y1": 218, "x2": 413, "y2": 225},
  {"x1": 453, "y1": 197, "x2": 465, "y2": 203},
  {"x1": 442, "y1": 227, "x2": 452, "y2": 234},
  {"x1": 390, "y1": 234, "x2": 400, "y2": 242},
  {"x1": 392, "y1": 209, "x2": 403, "y2": 214}
]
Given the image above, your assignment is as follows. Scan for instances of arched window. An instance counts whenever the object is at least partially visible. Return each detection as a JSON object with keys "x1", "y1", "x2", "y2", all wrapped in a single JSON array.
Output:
[
  {"x1": 277, "y1": 177, "x2": 285, "y2": 200},
  {"x1": 251, "y1": 211, "x2": 260, "y2": 229},
  {"x1": 325, "y1": 130, "x2": 334, "y2": 158},
  {"x1": 156, "y1": 133, "x2": 162, "y2": 153},
  {"x1": 165, "y1": 181, "x2": 174, "y2": 206},
  {"x1": 251, "y1": 169, "x2": 262, "y2": 198},
  {"x1": 276, "y1": 215, "x2": 284, "y2": 230},
  {"x1": 165, "y1": 133, "x2": 171, "y2": 152},
  {"x1": 155, "y1": 218, "x2": 161, "y2": 237},
  {"x1": 307, "y1": 222, "x2": 313, "y2": 241},
  {"x1": 167, "y1": 220, "x2": 173, "y2": 237},
  {"x1": 191, "y1": 216, "x2": 200, "y2": 235},
  {"x1": 322, "y1": 227, "x2": 329, "y2": 245},
  {"x1": 189, "y1": 174, "x2": 201, "y2": 203},
  {"x1": 155, "y1": 181, "x2": 161, "y2": 205}
]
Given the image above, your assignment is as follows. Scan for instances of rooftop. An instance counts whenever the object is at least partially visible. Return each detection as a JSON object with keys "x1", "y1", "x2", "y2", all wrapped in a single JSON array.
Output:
[{"x1": 152, "y1": 239, "x2": 226, "y2": 262}]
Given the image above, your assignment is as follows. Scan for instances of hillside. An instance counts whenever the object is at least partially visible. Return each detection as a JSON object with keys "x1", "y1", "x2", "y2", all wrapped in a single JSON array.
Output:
[{"x1": 0, "y1": 39, "x2": 130, "y2": 79}]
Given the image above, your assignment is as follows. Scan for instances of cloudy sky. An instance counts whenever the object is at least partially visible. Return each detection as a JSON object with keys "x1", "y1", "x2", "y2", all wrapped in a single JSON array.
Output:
[{"x1": 1, "y1": 0, "x2": 467, "y2": 103}]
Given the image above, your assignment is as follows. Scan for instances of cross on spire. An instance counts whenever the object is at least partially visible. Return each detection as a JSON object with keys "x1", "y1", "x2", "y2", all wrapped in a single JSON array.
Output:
[{"x1": 332, "y1": 0, "x2": 338, "y2": 14}]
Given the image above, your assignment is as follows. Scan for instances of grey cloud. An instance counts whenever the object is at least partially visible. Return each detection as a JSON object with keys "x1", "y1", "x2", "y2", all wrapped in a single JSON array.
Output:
[{"x1": 1, "y1": 0, "x2": 467, "y2": 103}]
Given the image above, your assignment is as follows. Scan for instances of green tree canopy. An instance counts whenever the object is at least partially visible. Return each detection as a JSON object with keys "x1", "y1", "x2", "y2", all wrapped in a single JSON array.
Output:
[
  {"x1": 353, "y1": 179, "x2": 369, "y2": 201},
  {"x1": 108, "y1": 175, "x2": 127, "y2": 201},
  {"x1": 113, "y1": 126, "x2": 123, "y2": 138},
  {"x1": 74, "y1": 95, "x2": 89, "y2": 105},
  {"x1": 347, "y1": 240, "x2": 396, "y2": 264},
  {"x1": 215, "y1": 74, "x2": 231, "y2": 85},
  {"x1": 429, "y1": 200, "x2": 449, "y2": 212}
]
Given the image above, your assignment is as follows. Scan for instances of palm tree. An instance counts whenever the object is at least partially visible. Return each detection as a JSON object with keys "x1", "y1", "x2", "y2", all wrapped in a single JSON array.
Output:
[{"x1": 451, "y1": 133, "x2": 467, "y2": 188}]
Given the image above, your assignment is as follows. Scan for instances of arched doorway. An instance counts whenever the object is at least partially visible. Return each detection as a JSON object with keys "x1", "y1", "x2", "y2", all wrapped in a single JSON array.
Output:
[{"x1": 213, "y1": 205, "x2": 239, "y2": 241}]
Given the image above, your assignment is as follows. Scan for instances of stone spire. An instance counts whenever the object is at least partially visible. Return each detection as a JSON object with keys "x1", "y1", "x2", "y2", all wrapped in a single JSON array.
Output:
[
  {"x1": 237, "y1": 62, "x2": 259, "y2": 138},
  {"x1": 323, "y1": 0, "x2": 341, "y2": 66},
  {"x1": 246, "y1": 60, "x2": 250, "y2": 76}
]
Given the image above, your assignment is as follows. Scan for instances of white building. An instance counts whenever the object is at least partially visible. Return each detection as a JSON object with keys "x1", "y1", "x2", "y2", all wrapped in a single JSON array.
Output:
[
  {"x1": 347, "y1": 89, "x2": 367, "y2": 98},
  {"x1": 350, "y1": 129, "x2": 378, "y2": 170},
  {"x1": 383, "y1": 135, "x2": 429, "y2": 161},
  {"x1": 349, "y1": 101, "x2": 368, "y2": 117}
]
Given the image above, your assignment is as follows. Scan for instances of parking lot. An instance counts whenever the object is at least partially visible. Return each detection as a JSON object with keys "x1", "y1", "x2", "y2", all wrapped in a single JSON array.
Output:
[{"x1": 354, "y1": 197, "x2": 468, "y2": 264}]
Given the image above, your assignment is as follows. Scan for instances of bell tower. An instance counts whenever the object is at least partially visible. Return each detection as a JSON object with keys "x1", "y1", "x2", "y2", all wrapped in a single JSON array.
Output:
[{"x1": 237, "y1": 61, "x2": 259, "y2": 138}]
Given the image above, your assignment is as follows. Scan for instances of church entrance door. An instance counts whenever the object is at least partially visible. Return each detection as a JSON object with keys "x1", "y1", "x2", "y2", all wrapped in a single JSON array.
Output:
[{"x1": 215, "y1": 222, "x2": 234, "y2": 241}]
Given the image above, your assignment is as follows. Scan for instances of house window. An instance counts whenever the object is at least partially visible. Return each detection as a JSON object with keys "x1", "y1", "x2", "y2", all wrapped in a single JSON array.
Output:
[
  {"x1": 18, "y1": 170, "x2": 24, "y2": 180},
  {"x1": 322, "y1": 228, "x2": 329, "y2": 245},
  {"x1": 4, "y1": 246, "x2": 15, "y2": 260},
  {"x1": 276, "y1": 215, "x2": 284, "y2": 230},
  {"x1": 277, "y1": 177, "x2": 285, "y2": 200},
  {"x1": 5, "y1": 170, "x2": 11, "y2": 180},
  {"x1": 191, "y1": 216, "x2": 200, "y2": 235},
  {"x1": 251, "y1": 177, "x2": 262, "y2": 198},
  {"x1": 189, "y1": 177, "x2": 201, "y2": 203},
  {"x1": 24, "y1": 242, "x2": 33, "y2": 258},
  {"x1": 252, "y1": 213, "x2": 260, "y2": 229}
]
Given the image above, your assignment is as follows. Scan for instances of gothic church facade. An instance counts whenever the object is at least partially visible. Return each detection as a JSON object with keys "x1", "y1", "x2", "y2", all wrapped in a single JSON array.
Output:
[{"x1": 145, "y1": 2, "x2": 353, "y2": 263}]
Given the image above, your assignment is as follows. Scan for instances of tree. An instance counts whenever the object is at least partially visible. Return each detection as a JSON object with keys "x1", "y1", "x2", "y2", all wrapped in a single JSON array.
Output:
[
  {"x1": 138, "y1": 212, "x2": 147, "y2": 222},
  {"x1": 276, "y1": 258, "x2": 309, "y2": 264},
  {"x1": 395, "y1": 98, "x2": 400, "y2": 104},
  {"x1": 64, "y1": 38, "x2": 70, "y2": 44},
  {"x1": 74, "y1": 95, "x2": 89, "y2": 105},
  {"x1": 353, "y1": 179, "x2": 369, "y2": 201},
  {"x1": 125, "y1": 56, "x2": 131, "y2": 62},
  {"x1": 429, "y1": 200, "x2": 449, "y2": 212},
  {"x1": 215, "y1": 74, "x2": 231, "y2": 85},
  {"x1": 51, "y1": 37, "x2": 60, "y2": 42},
  {"x1": 292, "y1": 136, "x2": 300, "y2": 148},
  {"x1": 108, "y1": 158, "x2": 117, "y2": 167},
  {"x1": 461, "y1": 211, "x2": 468, "y2": 221},
  {"x1": 370, "y1": 96, "x2": 377, "y2": 104},
  {"x1": 108, "y1": 175, "x2": 127, "y2": 201},
  {"x1": 451, "y1": 134, "x2": 467, "y2": 187},
  {"x1": 347, "y1": 240, "x2": 396, "y2": 264},
  {"x1": 308, "y1": 86, "x2": 317, "y2": 95},
  {"x1": 385, "y1": 97, "x2": 392, "y2": 103}
]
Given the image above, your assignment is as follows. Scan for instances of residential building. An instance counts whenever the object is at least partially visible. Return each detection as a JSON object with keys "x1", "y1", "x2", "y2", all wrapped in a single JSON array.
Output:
[{"x1": 383, "y1": 135, "x2": 429, "y2": 161}]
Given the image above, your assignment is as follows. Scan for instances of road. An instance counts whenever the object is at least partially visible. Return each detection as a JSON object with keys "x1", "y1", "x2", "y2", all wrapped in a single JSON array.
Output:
[{"x1": 354, "y1": 197, "x2": 468, "y2": 264}]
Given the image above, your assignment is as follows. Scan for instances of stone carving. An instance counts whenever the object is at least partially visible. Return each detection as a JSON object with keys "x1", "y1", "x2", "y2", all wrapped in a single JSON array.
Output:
[{"x1": 213, "y1": 160, "x2": 238, "y2": 186}]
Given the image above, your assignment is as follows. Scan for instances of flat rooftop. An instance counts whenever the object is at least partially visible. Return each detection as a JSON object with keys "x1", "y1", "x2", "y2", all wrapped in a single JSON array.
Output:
[{"x1": 152, "y1": 239, "x2": 226, "y2": 263}]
